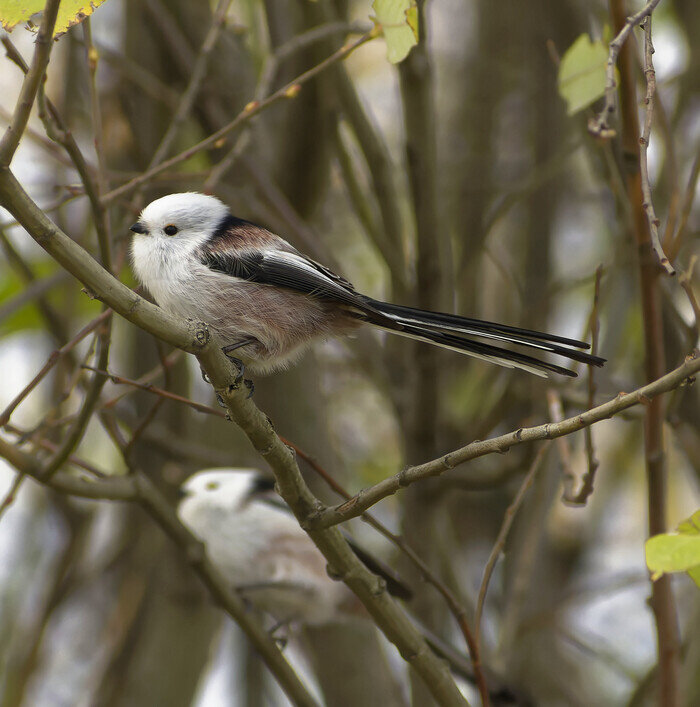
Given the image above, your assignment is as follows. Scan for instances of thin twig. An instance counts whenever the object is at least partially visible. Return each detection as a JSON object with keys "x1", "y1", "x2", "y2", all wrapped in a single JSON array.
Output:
[
  {"x1": 4, "y1": 423, "x2": 107, "y2": 478},
  {"x1": 309, "y1": 351, "x2": 700, "y2": 528},
  {"x1": 0, "y1": 472, "x2": 27, "y2": 522},
  {"x1": 546, "y1": 389, "x2": 576, "y2": 498},
  {"x1": 100, "y1": 30, "x2": 378, "y2": 206},
  {"x1": 40, "y1": 313, "x2": 113, "y2": 480},
  {"x1": 678, "y1": 255, "x2": 700, "y2": 339},
  {"x1": 84, "y1": 365, "x2": 227, "y2": 418},
  {"x1": 100, "y1": 350, "x2": 183, "y2": 409},
  {"x1": 667, "y1": 147, "x2": 700, "y2": 261},
  {"x1": 638, "y1": 16, "x2": 675, "y2": 276},
  {"x1": 203, "y1": 21, "x2": 367, "y2": 192},
  {"x1": 474, "y1": 443, "x2": 552, "y2": 646},
  {"x1": 0, "y1": 0, "x2": 61, "y2": 166},
  {"x1": 587, "y1": 0, "x2": 662, "y2": 140},
  {"x1": 566, "y1": 266, "x2": 603, "y2": 505},
  {"x1": 81, "y1": 18, "x2": 113, "y2": 271},
  {"x1": 0, "y1": 309, "x2": 113, "y2": 427},
  {"x1": 147, "y1": 0, "x2": 233, "y2": 169}
]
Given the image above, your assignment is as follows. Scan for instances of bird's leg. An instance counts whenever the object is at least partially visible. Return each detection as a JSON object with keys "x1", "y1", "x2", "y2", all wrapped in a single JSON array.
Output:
[{"x1": 221, "y1": 338, "x2": 257, "y2": 396}]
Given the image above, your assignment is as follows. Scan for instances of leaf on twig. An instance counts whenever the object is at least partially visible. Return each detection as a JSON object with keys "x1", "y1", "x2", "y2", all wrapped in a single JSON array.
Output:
[
  {"x1": 371, "y1": 0, "x2": 418, "y2": 65},
  {"x1": 645, "y1": 510, "x2": 700, "y2": 588},
  {"x1": 557, "y1": 33, "x2": 613, "y2": 116},
  {"x1": 0, "y1": 0, "x2": 108, "y2": 37}
]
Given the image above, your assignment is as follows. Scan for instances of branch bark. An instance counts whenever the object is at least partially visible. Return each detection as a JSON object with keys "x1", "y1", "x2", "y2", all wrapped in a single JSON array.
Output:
[
  {"x1": 605, "y1": 3, "x2": 681, "y2": 704},
  {"x1": 308, "y1": 351, "x2": 700, "y2": 528}
]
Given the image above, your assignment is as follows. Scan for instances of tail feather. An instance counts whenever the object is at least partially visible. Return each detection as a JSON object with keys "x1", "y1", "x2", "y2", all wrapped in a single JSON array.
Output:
[
  {"x1": 363, "y1": 299, "x2": 605, "y2": 378},
  {"x1": 370, "y1": 300, "x2": 594, "y2": 350}
]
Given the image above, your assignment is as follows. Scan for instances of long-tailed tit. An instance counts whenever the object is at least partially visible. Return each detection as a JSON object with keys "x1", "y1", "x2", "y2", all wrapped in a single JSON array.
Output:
[
  {"x1": 177, "y1": 468, "x2": 410, "y2": 626},
  {"x1": 176, "y1": 469, "x2": 529, "y2": 704},
  {"x1": 130, "y1": 193, "x2": 605, "y2": 378}
]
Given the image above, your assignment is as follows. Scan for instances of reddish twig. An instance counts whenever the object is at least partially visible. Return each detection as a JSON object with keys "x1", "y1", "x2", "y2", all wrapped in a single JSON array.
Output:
[
  {"x1": 0, "y1": 309, "x2": 113, "y2": 427},
  {"x1": 474, "y1": 443, "x2": 552, "y2": 648},
  {"x1": 85, "y1": 365, "x2": 227, "y2": 418},
  {"x1": 610, "y1": 0, "x2": 681, "y2": 702}
]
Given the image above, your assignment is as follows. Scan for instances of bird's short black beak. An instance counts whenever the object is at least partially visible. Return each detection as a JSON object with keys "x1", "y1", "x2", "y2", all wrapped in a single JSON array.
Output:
[
  {"x1": 130, "y1": 222, "x2": 148, "y2": 234},
  {"x1": 175, "y1": 486, "x2": 189, "y2": 501}
]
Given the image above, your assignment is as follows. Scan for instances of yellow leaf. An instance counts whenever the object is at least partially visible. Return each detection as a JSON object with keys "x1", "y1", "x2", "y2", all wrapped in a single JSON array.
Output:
[
  {"x1": 0, "y1": 1, "x2": 108, "y2": 37},
  {"x1": 558, "y1": 33, "x2": 614, "y2": 116},
  {"x1": 371, "y1": 0, "x2": 418, "y2": 64}
]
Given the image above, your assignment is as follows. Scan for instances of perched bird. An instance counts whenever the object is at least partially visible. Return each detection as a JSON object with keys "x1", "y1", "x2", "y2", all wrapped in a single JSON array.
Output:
[
  {"x1": 130, "y1": 192, "x2": 605, "y2": 378},
  {"x1": 177, "y1": 468, "x2": 411, "y2": 626},
  {"x1": 176, "y1": 469, "x2": 531, "y2": 705}
]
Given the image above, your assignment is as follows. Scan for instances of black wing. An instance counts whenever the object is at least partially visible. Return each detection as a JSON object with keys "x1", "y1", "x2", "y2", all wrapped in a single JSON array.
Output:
[
  {"x1": 254, "y1": 492, "x2": 412, "y2": 601},
  {"x1": 201, "y1": 248, "x2": 364, "y2": 308}
]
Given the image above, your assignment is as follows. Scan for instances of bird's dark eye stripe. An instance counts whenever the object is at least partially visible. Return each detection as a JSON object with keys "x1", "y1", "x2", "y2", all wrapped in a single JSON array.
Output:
[{"x1": 164, "y1": 225, "x2": 178, "y2": 236}]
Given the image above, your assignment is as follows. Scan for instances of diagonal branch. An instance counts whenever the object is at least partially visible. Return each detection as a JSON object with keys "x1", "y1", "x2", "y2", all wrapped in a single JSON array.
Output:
[
  {"x1": 0, "y1": 436, "x2": 319, "y2": 707},
  {"x1": 308, "y1": 351, "x2": 700, "y2": 528},
  {"x1": 0, "y1": 166, "x2": 469, "y2": 706},
  {"x1": 0, "y1": 0, "x2": 61, "y2": 166}
]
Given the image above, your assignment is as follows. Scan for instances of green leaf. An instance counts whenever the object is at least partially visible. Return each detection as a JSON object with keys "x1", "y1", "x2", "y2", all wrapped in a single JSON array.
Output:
[
  {"x1": 646, "y1": 510, "x2": 700, "y2": 589},
  {"x1": 557, "y1": 34, "x2": 611, "y2": 116},
  {"x1": 371, "y1": 0, "x2": 418, "y2": 64},
  {"x1": 0, "y1": 0, "x2": 108, "y2": 36},
  {"x1": 677, "y1": 510, "x2": 700, "y2": 535}
]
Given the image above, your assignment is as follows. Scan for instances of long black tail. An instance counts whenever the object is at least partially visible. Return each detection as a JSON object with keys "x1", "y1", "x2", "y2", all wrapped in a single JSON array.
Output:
[{"x1": 364, "y1": 299, "x2": 606, "y2": 378}]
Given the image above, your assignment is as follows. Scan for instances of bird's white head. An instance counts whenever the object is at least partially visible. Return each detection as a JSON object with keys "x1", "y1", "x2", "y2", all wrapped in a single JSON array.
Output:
[
  {"x1": 131, "y1": 192, "x2": 230, "y2": 243},
  {"x1": 180, "y1": 468, "x2": 267, "y2": 509}
]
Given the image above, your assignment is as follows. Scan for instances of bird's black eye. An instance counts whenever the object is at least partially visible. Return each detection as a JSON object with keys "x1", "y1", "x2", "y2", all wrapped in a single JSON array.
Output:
[
  {"x1": 205, "y1": 482, "x2": 219, "y2": 491},
  {"x1": 164, "y1": 225, "x2": 178, "y2": 236}
]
